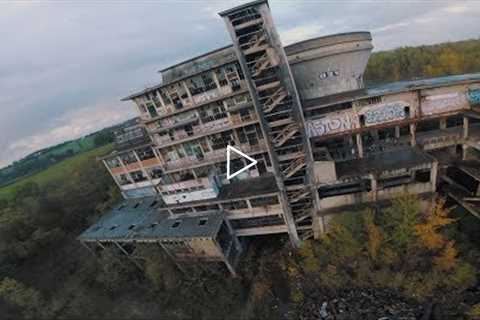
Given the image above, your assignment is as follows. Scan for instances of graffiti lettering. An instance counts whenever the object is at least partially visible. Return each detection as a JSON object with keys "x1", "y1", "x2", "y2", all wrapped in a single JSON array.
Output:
[
  {"x1": 467, "y1": 89, "x2": 480, "y2": 106},
  {"x1": 359, "y1": 101, "x2": 408, "y2": 126},
  {"x1": 306, "y1": 112, "x2": 358, "y2": 137},
  {"x1": 421, "y1": 92, "x2": 467, "y2": 115}
]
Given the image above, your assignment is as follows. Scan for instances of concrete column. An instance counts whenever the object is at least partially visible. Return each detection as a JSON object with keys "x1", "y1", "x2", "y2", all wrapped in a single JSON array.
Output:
[
  {"x1": 394, "y1": 126, "x2": 400, "y2": 138},
  {"x1": 463, "y1": 116, "x2": 469, "y2": 139},
  {"x1": 430, "y1": 161, "x2": 438, "y2": 192},
  {"x1": 462, "y1": 145, "x2": 468, "y2": 160},
  {"x1": 205, "y1": 137, "x2": 213, "y2": 152},
  {"x1": 191, "y1": 169, "x2": 198, "y2": 179},
  {"x1": 156, "y1": 90, "x2": 166, "y2": 108},
  {"x1": 370, "y1": 175, "x2": 378, "y2": 202},
  {"x1": 133, "y1": 150, "x2": 154, "y2": 186},
  {"x1": 117, "y1": 155, "x2": 137, "y2": 186},
  {"x1": 440, "y1": 118, "x2": 447, "y2": 130},
  {"x1": 182, "y1": 81, "x2": 193, "y2": 104},
  {"x1": 96, "y1": 241, "x2": 106, "y2": 250},
  {"x1": 152, "y1": 146, "x2": 164, "y2": 165},
  {"x1": 356, "y1": 133, "x2": 364, "y2": 158},
  {"x1": 102, "y1": 160, "x2": 123, "y2": 189},
  {"x1": 462, "y1": 116, "x2": 470, "y2": 160},
  {"x1": 232, "y1": 128, "x2": 241, "y2": 146},
  {"x1": 211, "y1": 70, "x2": 221, "y2": 89},
  {"x1": 410, "y1": 123, "x2": 417, "y2": 147},
  {"x1": 80, "y1": 241, "x2": 96, "y2": 256}
]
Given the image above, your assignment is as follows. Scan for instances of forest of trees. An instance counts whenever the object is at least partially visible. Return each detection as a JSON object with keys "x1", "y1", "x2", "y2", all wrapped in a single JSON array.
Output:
[{"x1": 365, "y1": 38, "x2": 480, "y2": 84}]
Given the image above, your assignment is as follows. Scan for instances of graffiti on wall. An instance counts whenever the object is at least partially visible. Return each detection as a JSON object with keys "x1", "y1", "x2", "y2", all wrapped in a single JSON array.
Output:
[
  {"x1": 467, "y1": 88, "x2": 480, "y2": 106},
  {"x1": 421, "y1": 92, "x2": 468, "y2": 116},
  {"x1": 306, "y1": 111, "x2": 359, "y2": 138},
  {"x1": 358, "y1": 101, "x2": 409, "y2": 126}
]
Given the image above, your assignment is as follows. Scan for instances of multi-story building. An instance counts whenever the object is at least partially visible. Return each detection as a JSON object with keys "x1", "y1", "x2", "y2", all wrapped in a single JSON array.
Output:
[{"x1": 79, "y1": 0, "x2": 480, "y2": 274}]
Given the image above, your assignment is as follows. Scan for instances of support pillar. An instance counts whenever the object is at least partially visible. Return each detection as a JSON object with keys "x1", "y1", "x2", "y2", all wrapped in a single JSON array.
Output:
[
  {"x1": 430, "y1": 161, "x2": 438, "y2": 192},
  {"x1": 118, "y1": 155, "x2": 137, "y2": 187},
  {"x1": 113, "y1": 241, "x2": 143, "y2": 271},
  {"x1": 133, "y1": 150, "x2": 154, "y2": 187},
  {"x1": 371, "y1": 175, "x2": 378, "y2": 202},
  {"x1": 152, "y1": 147, "x2": 165, "y2": 165},
  {"x1": 440, "y1": 118, "x2": 447, "y2": 130},
  {"x1": 410, "y1": 123, "x2": 417, "y2": 147},
  {"x1": 80, "y1": 241, "x2": 96, "y2": 256},
  {"x1": 356, "y1": 133, "x2": 364, "y2": 158},
  {"x1": 182, "y1": 81, "x2": 193, "y2": 105},
  {"x1": 156, "y1": 90, "x2": 166, "y2": 108},
  {"x1": 102, "y1": 160, "x2": 123, "y2": 190},
  {"x1": 211, "y1": 70, "x2": 221, "y2": 89},
  {"x1": 463, "y1": 116, "x2": 469, "y2": 139},
  {"x1": 394, "y1": 126, "x2": 400, "y2": 138}
]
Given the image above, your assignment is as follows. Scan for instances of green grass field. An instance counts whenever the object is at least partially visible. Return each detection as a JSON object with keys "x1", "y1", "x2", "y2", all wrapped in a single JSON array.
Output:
[{"x1": 0, "y1": 144, "x2": 113, "y2": 200}]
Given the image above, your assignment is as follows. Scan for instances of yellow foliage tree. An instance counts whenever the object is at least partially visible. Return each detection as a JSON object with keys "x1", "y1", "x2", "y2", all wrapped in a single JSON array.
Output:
[
  {"x1": 363, "y1": 209, "x2": 383, "y2": 261},
  {"x1": 434, "y1": 241, "x2": 458, "y2": 272},
  {"x1": 298, "y1": 240, "x2": 320, "y2": 273},
  {"x1": 415, "y1": 199, "x2": 454, "y2": 250}
]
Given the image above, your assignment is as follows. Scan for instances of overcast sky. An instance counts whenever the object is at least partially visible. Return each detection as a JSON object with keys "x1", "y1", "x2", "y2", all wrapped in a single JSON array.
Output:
[{"x1": 1, "y1": 0, "x2": 479, "y2": 168}]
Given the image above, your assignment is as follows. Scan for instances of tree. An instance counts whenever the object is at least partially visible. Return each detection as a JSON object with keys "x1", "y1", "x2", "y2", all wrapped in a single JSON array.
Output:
[
  {"x1": 382, "y1": 193, "x2": 421, "y2": 251},
  {"x1": 434, "y1": 241, "x2": 458, "y2": 272},
  {"x1": 363, "y1": 209, "x2": 383, "y2": 261},
  {"x1": 415, "y1": 199, "x2": 455, "y2": 250},
  {"x1": 0, "y1": 277, "x2": 47, "y2": 318}
]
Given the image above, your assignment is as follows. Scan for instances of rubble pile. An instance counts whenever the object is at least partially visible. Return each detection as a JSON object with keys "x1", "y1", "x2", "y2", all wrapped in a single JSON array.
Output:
[{"x1": 293, "y1": 288, "x2": 422, "y2": 320}]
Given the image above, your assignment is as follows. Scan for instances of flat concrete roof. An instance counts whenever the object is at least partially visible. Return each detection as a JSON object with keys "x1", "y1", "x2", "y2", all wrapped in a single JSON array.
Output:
[
  {"x1": 336, "y1": 148, "x2": 435, "y2": 179},
  {"x1": 217, "y1": 174, "x2": 278, "y2": 199},
  {"x1": 284, "y1": 31, "x2": 371, "y2": 56},
  {"x1": 157, "y1": 175, "x2": 279, "y2": 211},
  {"x1": 218, "y1": 0, "x2": 267, "y2": 17},
  {"x1": 303, "y1": 73, "x2": 480, "y2": 112},
  {"x1": 78, "y1": 197, "x2": 224, "y2": 242}
]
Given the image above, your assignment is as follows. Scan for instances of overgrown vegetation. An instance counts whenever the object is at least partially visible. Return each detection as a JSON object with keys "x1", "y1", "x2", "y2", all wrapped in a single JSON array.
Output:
[
  {"x1": 292, "y1": 196, "x2": 478, "y2": 301},
  {"x1": 365, "y1": 38, "x2": 480, "y2": 84}
]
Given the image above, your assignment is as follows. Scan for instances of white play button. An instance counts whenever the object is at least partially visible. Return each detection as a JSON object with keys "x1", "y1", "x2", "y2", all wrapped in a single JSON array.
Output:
[{"x1": 226, "y1": 145, "x2": 258, "y2": 180}]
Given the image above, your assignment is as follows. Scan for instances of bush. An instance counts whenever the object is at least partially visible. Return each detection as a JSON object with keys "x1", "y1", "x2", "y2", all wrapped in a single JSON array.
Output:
[{"x1": 0, "y1": 277, "x2": 47, "y2": 318}]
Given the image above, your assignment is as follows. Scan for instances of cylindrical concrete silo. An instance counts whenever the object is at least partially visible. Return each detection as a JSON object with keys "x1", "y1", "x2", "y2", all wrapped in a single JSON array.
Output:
[{"x1": 285, "y1": 32, "x2": 373, "y2": 100}]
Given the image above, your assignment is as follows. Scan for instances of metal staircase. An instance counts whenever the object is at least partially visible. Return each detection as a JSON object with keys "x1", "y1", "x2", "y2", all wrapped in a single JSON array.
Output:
[{"x1": 221, "y1": 2, "x2": 315, "y2": 242}]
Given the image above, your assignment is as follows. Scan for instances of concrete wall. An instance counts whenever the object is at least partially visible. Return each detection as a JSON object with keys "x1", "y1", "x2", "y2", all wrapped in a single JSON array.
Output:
[
  {"x1": 313, "y1": 161, "x2": 337, "y2": 184},
  {"x1": 318, "y1": 182, "x2": 434, "y2": 209},
  {"x1": 160, "y1": 46, "x2": 236, "y2": 84}
]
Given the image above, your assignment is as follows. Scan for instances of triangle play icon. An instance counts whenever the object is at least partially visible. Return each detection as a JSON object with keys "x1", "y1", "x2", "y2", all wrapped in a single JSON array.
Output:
[{"x1": 226, "y1": 145, "x2": 258, "y2": 180}]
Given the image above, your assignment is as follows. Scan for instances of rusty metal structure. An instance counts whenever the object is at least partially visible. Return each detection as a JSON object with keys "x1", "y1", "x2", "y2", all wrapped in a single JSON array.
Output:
[{"x1": 79, "y1": 0, "x2": 480, "y2": 274}]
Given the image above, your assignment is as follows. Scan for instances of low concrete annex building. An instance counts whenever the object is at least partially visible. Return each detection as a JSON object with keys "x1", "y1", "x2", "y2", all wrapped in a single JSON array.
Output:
[{"x1": 79, "y1": 0, "x2": 480, "y2": 274}]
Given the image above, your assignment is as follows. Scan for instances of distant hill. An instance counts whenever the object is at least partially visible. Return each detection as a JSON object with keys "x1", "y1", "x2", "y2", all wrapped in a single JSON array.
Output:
[
  {"x1": 365, "y1": 38, "x2": 480, "y2": 85},
  {"x1": 0, "y1": 118, "x2": 136, "y2": 188}
]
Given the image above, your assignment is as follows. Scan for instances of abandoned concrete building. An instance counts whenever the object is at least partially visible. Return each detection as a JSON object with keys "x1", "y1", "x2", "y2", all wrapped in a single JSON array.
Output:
[{"x1": 79, "y1": 0, "x2": 480, "y2": 274}]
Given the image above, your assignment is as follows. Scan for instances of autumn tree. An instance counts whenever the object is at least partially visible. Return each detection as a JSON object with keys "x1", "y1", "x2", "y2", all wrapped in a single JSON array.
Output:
[
  {"x1": 415, "y1": 199, "x2": 455, "y2": 250},
  {"x1": 0, "y1": 277, "x2": 47, "y2": 318}
]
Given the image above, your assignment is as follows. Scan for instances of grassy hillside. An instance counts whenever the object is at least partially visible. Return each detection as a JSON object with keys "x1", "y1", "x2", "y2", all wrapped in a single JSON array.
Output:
[
  {"x1": 365, "y1": 38, "x2": 480, "y2": 85},
  {"x1": 0, "y1": 144, "x2": 113, "y2": 201},
  {"x1": 0, "y1": 121, "x2": 126, "y2": 188}
]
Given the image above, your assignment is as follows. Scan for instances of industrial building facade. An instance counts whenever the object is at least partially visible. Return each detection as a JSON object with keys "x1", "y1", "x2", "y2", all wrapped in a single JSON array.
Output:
[{"x1": 80, "y1": 0, "x2": 480, "y2": 274}]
